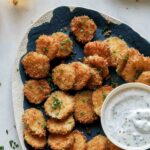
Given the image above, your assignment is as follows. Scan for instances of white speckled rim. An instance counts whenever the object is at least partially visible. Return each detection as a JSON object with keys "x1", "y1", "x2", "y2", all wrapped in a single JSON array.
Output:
[
  {"x1": 101, "y1": 83, "x2": 150, "y2": 150},
  {"x1": 12, "y1": 6, "x2": 149, "y2": 150}
]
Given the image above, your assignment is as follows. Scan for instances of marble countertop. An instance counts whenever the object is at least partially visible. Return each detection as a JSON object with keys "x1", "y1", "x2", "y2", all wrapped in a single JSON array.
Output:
[{"x1": 0, "y1": 0, "x2": 150, "y2": 149}]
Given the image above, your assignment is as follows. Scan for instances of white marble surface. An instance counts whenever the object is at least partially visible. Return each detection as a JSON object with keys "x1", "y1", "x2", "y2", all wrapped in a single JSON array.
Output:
[{"x1": 0, "y1": 0, "x2": 150, "y2": 149}]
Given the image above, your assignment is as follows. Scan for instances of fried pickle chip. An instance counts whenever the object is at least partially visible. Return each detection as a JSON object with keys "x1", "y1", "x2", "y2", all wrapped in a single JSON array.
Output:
[
  {"x1": 22, "y1": 52, "x2": 50, "y2": 78},
  {"x1": 24, "y1": 129, "x2": 46, "y2": 149},
  {"x1": 47, "y1": 115, "x2": 75, "y2": 135},
  {"x1": 70, "y1": 16, "x2": 97, "y2": 43},
  {"x1": 52, "y1": 32, "x2": 73, "y2": 58},
  {"x1": 105, "y1": 37, "x2": 128, "y2": 67},
  {"x1": 84, "y1": 41, "x2": 111, "y2": 64},
  {"x1": 116, "y1": 50, "x2": 129, "y2": 75},
  {"x1": 83, "y1": 55, "x2": 109, "y2": 78},
  {"x1": 86, "y1": 135, "x2": 108, "y2": 150},
  {"x1": 48, "y1": 133, "x2": 74, "y2": 150},
  {"x1": 44, "y1": 91, "x2": 74, "y2": 120},
  {"x1": 86, "y1": 67, "x2": 103, "y2": 90},
  {"x1": 143, "y1": 57, "x2": 150, "y2": 71},
  {"x1": 70, "y1": 130, "x2": 87, "y2": 150},
  {"x1": 36, "y1": 35, "x2": 59, "y2": 61},
  {"x1": 74, "y1": 91, "x2": 98, "y2": 124},
  {"x1": 22, "y1": 108, "x2": 46, "y2": 137},
  {"x1": 52, "y1": 64, "x2": 76, "y2": 90},
  {"x1": 107, "y1": 139, "x2": 122, "y2": 150},
  {"x1": 71, "y1": 62, "x2": 91, "y2": 90},
  {"x1": 136, "y1": 71, "x2": 150, "y2": 86},
  {"x1": 121, "y1": 48, "x2": 144, "y2": 82},
  {"x1": 92, "y1": 86, "x2": 113, "y2": 116},
  {"x1": 24, "y1": 79, "x2": 51, "y2": 104}
]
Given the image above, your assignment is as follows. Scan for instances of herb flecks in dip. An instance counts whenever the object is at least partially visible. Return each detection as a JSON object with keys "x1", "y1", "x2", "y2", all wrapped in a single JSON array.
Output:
[{"x1": 103, "y1": 86, "x2": 150, "y2": 147}]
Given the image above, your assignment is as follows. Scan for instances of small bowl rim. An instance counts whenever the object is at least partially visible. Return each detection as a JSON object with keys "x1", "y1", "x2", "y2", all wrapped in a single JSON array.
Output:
[{"x1": 101, "y1": 82, "x2": 150, "y2": 150}]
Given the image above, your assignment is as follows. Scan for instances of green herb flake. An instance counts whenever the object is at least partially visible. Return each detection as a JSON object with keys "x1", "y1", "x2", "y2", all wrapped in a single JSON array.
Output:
[
  {"x1": 6, "y1": 129, "x2": 8, "y2": 135},
  {"x1": 68, "y1": 121, "x2": 73, "y2": 124},
  {"x1": 39, "y1": 86, "x2": 44, "y2": 91},
  {"x1": 60, "y1": 39, "x2": 71, "y2": 45},
  {"x1": 82, "y1": 99, "x2": 88, "y2": 103},
  {"x1": 133, "y1": 70, "x2": 143, "y2": 81},
  {"x1": 102, "y1": 91, "x2": 107, "y2": 100},
  {"x1": 42, "y1": 123, "x2": 46, "y2": 129},
  {"x1": 0, "y1": 146, "x2": 4, "y2": 150},
  {"x1": 123, "y1": 54, "x2": 129, "y2": 62},
  {"x1": 118, "y1": 35, "x2": 123, "y2": 39},
  {"x1": 44, "y1": 47, "x2": 49, "y2": 51},
  {"x1": 55, "y1": 112, "x2": 59, "y2": 116},
  {"x1": 80, "y1": 112, "x2": 85, "y2": 116},
  {"x1": 52, "y1": 97, "x2": 62, "y2": 111}
]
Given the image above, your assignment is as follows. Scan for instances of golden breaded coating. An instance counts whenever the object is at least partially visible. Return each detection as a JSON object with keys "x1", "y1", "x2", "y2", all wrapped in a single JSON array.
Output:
[
  {"x1": 143, "y1": 57, "x2": 150, "y2": 71},
  {"x1": 70, "y1": 130, "x2": 87, "y2": 150},
  {"x1": 36, "y1": 35, "x2": 58, "y2": 61},
  {"x1": 92, "y1": 86, "x2": 113, "y2": 116},
  {"x1": 83, "y1": 55, "x2": 109, "y2": 78},
  {"x1": 86, "y1": 135, "x2": 108, "y2": 150},
  {"x1": 74, "y1": 91, "x2": 98, "y2": 124},
  {"x1": 71, "y1": 62, "x2": 91, "y2": 90},
  {"x1": 84, "y1": 41, "x2": 111, "y2": 64},
  {"x1": 136, "y1": 71, "x2": 150, "y2": 86},
  {"x1": 121, "y1": 48, "x2": 144, "y2": 82},
  {"x1": 105, "y1": 37, "x2": 128, "y2": 67},
  {"x1": 107, "y1": 139, "x2": 122, "y2": 150},
  {"x1": 22, "y1": 52, "x2": 50, "y2": 78},
  {"x1": 47, "y1": 115, "x2": 75, "y2": 135},
  {"x1": 22, "y1": 108, "x2": 46, "y2": 137},
  {"x1": 48, "y1": 133, "x2": 74, "y2": 150},
  {"x1": 52, "y1": 32, "x2": 73, "y2": 58},
  {"x1": 24, "y1": 129, "x2": 46, "y2": 149},
  {"x1": 70, "y1": 16, "x2": 97, "y2": 43},
  {"x1": 44, "y1": 91, "x2": 74, "y2": 120},
  {"x1": 116, "y1": 50, "x2": 129, "y2": 75},
  {"x1": 52, "y1": 64, "x2": 76, "y2": 91},
  {"x1": 24, "y1": 79, "x2": 51, "y2": 104},
  {"x1": 86, "y1": 67, "x2": 103, "y2": 90}
]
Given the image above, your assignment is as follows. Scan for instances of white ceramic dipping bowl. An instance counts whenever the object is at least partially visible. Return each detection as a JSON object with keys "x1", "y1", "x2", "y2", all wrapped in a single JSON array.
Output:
[{"x1": 101, "y1": 83, "x2": 150, "y2": 150}]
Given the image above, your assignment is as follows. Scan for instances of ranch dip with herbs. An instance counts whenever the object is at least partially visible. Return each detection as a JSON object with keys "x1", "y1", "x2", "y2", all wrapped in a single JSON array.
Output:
[{"x1": 103, "y1": 84, "x2": 150, "y2": 148}]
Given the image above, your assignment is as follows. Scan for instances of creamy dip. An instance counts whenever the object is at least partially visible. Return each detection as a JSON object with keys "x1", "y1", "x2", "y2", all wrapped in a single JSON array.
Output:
[{"x1": 103, "y1": 86, "x2": 150, "y2": 147}]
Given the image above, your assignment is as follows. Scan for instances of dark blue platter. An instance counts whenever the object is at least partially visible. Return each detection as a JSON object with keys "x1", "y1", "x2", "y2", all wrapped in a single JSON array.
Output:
[{"x1": 16, "y1": 6, "x2": 150, "y2": 150}]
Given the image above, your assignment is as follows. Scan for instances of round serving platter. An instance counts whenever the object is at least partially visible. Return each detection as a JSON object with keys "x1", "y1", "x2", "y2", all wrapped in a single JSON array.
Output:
[{"x1": 12, "y1": 6, "x2": 150, "y2": 150}]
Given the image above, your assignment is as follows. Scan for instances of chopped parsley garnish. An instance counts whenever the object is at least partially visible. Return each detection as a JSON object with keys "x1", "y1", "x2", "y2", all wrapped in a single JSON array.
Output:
[
  {"x1": 52, "y1": 97, "x2": 62, "y2": 111},
  {"x1": 60, "y1": 39, "x2": 71, "y2": 45},
  {"x1": 123, "y1": 54, "x2": 129, "y2": 62},
  {"x1": 6, "y1": 129, "x2": 8, "y2": 135},
  {"x1": 39, "y1": 86, "x2": 44, "y2": 91},
  {"x1": 0, "y1": 146, "x2": 4, "y2": 150},
  {"x1": 80, "y1": 112, "x2": 85, "y2": 116},
  {"x1": 9, "y1": 140, "x2": 19, "y2": 149},
  {"x1": 118, "y1": 35, "x2": 123, "y2": 39},
  {"x1": 42, "y1": 123, "x2": 46, "y2": 129},
  {"x1": 133, "y1": 70, "x2": 143, "y2": 80},
  {"x1": 102, "y1": 91, "x2": 107, "y2": 100},
  {"x1": 44, "y1": 47, "x2": 49, "y2": 51}
]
